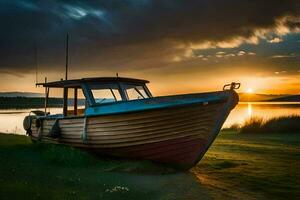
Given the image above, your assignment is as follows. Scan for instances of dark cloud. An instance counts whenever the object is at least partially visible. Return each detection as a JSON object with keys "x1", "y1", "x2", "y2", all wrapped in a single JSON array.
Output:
[
  {"x1": 0, "y1": 70, "x2": 24, "y2": 78},
  {"x1": 0, "y1": 0, "x2": 300, "y2": 72}
]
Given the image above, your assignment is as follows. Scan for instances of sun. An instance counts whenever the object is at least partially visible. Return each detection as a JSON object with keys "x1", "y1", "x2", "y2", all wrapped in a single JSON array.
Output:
[{"x1": 246, "y1": 88, "x2": 254, "y2": 94}]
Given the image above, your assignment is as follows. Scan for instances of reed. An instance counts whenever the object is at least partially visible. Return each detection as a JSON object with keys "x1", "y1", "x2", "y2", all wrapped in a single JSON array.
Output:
[
  {"x1": 239, "y1": 115, "x2": 300, "y2": 134},
  {"x1": 221, "y1": 123, "x2": 240, "y2": 131}
]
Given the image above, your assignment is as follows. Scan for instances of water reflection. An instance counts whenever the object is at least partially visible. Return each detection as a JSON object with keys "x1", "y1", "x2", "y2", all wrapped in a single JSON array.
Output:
[
  {"x1": 0, "y1": 108, "x2": 61, "y2": 134},
  {"x1": 247, "y1": 103, "x2": 252, "y2": 116}
]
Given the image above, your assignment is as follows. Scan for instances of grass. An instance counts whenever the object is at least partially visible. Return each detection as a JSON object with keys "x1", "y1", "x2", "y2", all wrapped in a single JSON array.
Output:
[
  {"x1": 0, "y1": 132, "x2": 299, "y2": 199},
  {"x1": 239, "y1": 115, "x2": 300, "y2": 134},
  {"x1": 193, "y1": 132, "x2": 300, "y2": 199},
  {"x1": 222, "y1": 115, "x2": 300, "y2": 134}
]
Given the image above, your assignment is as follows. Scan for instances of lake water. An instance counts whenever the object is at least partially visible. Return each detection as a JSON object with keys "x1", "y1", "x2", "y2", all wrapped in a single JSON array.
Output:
[
  {"x1": 0, "y1": 102, "x2": 299, "y2": 134},
  {"x1": 224, "y1": 102, "x2": 300, "y2": 127}
]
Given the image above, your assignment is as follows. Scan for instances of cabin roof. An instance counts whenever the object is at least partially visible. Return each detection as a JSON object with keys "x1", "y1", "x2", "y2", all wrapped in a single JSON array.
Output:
[{"x1": 36, "y1": 77, "x2": 149, "y2": 88}]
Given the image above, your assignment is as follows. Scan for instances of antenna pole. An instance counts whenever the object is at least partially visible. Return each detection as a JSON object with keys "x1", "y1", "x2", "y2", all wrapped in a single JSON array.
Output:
[
  {"x1": 65, "y1": 34, "x2": 69, "y2": 80},
  {"x1": 34, "y1": 42, "x2": 38, "y2": 85},
  {"x1": 44, "y1": 77, "x2": 48, "y2": 115}
]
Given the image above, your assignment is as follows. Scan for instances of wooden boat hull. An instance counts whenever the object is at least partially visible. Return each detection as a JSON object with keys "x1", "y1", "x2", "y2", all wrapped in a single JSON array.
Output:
[{"x1": 28, "y1": 90, "x2": 238, "y2": 169}]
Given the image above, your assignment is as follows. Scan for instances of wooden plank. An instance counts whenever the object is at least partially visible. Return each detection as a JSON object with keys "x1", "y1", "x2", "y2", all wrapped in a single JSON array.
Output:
[
  {"x1": 61, "y1": 125, "x2": 212, "y2": 140},
  {"x1": 87, "y1": 114, "x2": 215, "y2": 132},
  {"x1": 87, "y1": 103, "x2": 222, "y2": 124},
  {"x1": 58, "y1": 127, "x2": 211, "y2": 146},
  {"x1": 86, "y1": 106, "x2": 219, "y2": 127}
]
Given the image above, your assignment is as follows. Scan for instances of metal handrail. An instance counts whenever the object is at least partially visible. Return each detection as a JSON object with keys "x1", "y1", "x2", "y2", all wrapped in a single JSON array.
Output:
[{"x1": 223, "y1": 82, "x2": 241, "y2": 91}]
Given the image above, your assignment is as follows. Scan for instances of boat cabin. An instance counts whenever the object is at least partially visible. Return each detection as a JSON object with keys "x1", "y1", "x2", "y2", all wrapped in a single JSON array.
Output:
[{"x1": 36, "y1": 77, "x2": 152, "y2": 117}]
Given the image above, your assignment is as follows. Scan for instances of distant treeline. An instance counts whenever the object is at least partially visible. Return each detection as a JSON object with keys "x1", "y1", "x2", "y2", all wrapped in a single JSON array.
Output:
[
  {"x1": 0, "y1": 97, "x2": 63, "y2": 109},
  {"x1": 239, "y1": 93, "x2": 300, "y2": 102}
]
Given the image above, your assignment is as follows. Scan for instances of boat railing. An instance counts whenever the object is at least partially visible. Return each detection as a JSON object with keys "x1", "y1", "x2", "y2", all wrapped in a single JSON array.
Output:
[{"x1": 223, "y1": 82, "x2": 240, "y2": 91}]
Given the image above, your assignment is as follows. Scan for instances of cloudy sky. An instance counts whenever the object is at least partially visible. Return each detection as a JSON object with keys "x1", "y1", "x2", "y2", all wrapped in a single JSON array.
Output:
[{"x1": 1, "y1": 0, "x2": 300, "y2": 95}]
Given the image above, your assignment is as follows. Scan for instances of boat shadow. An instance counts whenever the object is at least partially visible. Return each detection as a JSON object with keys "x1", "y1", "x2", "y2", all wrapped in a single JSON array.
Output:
[
  {"x1": 26, "y1": 139, "x2": 215, "y2": 199},
  {"x1": 89, "y1": 156, "x2": 214, "y2": 199}
]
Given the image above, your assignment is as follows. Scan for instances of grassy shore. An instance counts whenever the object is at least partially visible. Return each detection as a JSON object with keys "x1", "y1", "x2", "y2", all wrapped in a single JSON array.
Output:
[
  {"x1": 225, "y1": 115, "x2": 300, "y2": 134},
  {"x1": 0, "y1": 132, "x2": 299, "y2": 199}
]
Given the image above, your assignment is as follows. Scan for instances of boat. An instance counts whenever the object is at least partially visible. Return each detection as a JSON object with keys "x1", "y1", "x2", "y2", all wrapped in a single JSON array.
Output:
[{"x1": 23, "y1": 77, "x2": 239, "y2": 169}]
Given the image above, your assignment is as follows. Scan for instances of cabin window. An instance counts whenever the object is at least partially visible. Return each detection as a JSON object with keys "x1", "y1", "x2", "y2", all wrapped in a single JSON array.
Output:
[
  {"x1": 77, "y1": 89, "x2": 87, "y2": 110},
  {"x1": 45, "y1": 88, "x2": 64, "y2": 115},
  {"x1": 66, "y1": 88, "x2": 86, "y2": 116},
  {"x1": 123, "y1": 84, "x2": 149, "y2": 100},
  {"x1": 90, "y1": 84, "x2": 122, "y2": 104}
]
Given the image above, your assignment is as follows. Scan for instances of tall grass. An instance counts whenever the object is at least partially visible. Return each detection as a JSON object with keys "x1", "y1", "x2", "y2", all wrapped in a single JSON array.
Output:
[{"x1": 239, "y1": 115, "x2": 300, "y2": 134}]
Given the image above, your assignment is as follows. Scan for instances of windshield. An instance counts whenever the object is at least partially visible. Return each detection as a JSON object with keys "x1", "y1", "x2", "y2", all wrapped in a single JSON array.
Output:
[
  {"x1": 86, "y1": 82, "x2": 150, "y2": 104},
  {"x1": 123, "y1": 84, "x2": 150, "y2": 100},
  {"x1": 90, "y1": 84, "x2": 122, "y2": 104}
]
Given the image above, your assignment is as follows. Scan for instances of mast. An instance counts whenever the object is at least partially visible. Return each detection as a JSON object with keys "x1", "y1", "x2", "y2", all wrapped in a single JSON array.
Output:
[
  {"x1": 63, "y1": 34, "x2": 69, "y2": 116},
  {"x1": 65, "y1": 34, "x2": 69, "y2": 80},
  {"x1": 34, "y1": 43, "x2": 38, "y2": 85}
]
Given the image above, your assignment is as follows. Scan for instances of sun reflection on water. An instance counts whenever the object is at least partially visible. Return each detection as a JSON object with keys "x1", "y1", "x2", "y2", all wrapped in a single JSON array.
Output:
[
  {"x1": 224, "y1": 102, "x2": 300, "y2": 128},
  {"x1": 247, "y1": 103, "x2": 252, "y2": 116}
]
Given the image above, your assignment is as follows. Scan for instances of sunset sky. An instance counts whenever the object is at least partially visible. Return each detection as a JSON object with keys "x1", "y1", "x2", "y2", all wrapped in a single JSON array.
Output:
[{"x1": 0, "y1": 0, "x2": 300, "y2": 95}]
